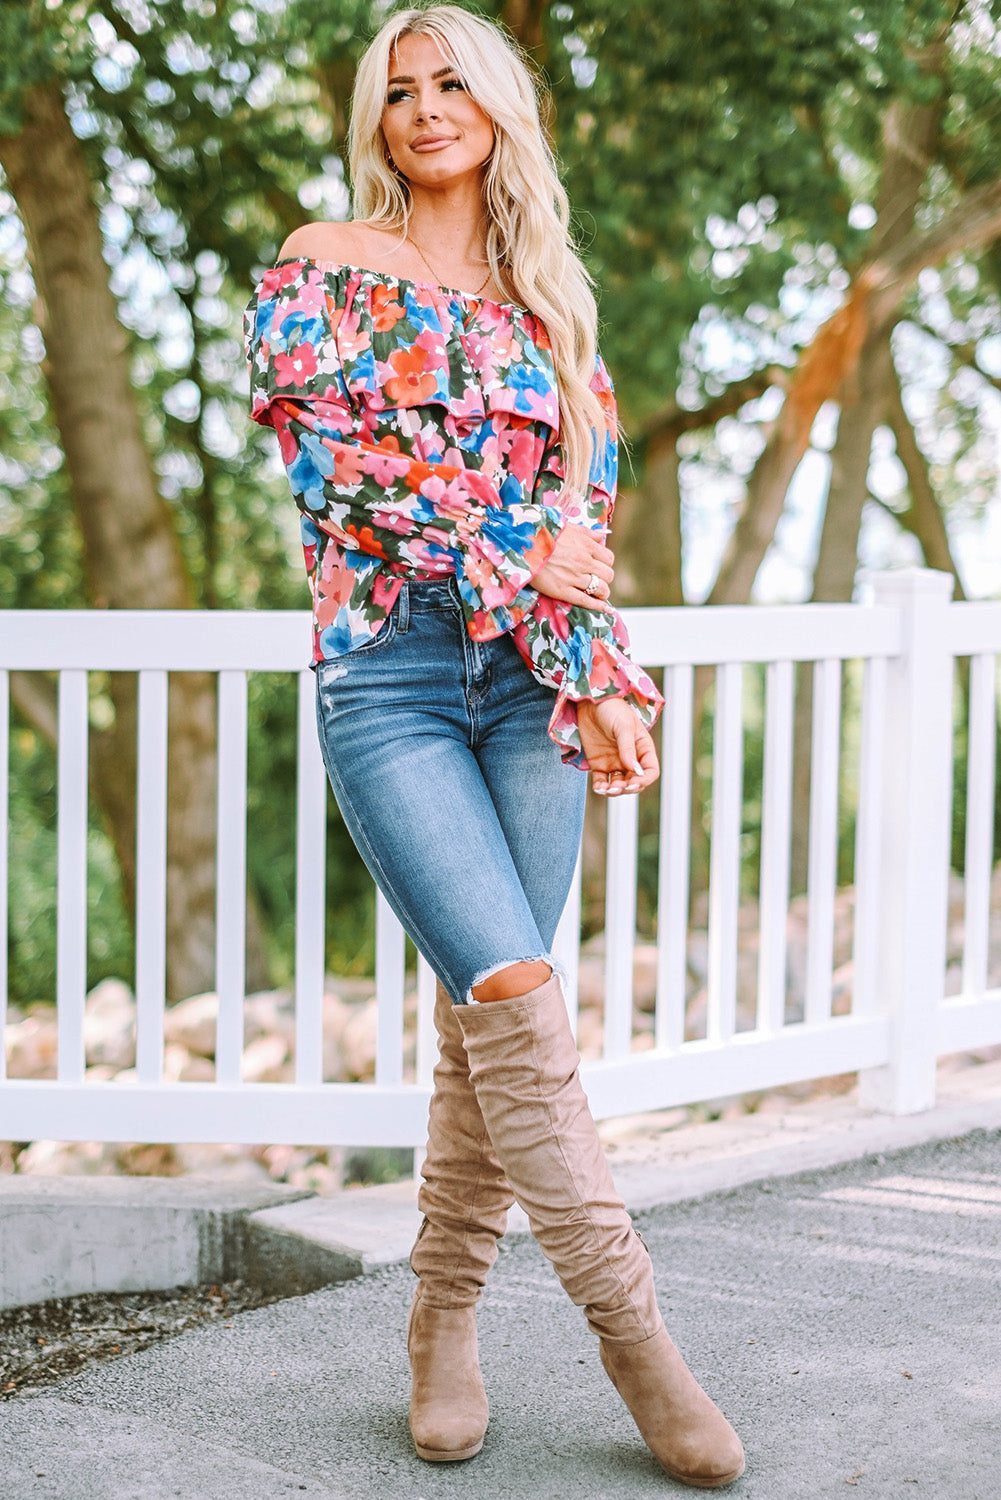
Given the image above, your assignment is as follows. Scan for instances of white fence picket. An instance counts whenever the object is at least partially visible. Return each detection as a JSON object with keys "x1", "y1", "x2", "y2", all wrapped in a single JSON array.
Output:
[
  {"x1": 0, "y1": 670, "x2": 8, "y2": 1079},
  {"x1": 56, "y1": 670, "x2": 88, "y2": 1083},
  {"x1": 135, "y1": 670, "x2": 168, "y2": 1082},
  {"x1": 604, "y1": 794, "x2": 639, "y2": 1059},
  {"x1": 294, "y1": 669, "x2": 327, "y2": 1086},
  {"x1": 707, "y1": 663, "x2": 743, "y2": 1044},
  {"x1": 756, "y1": 659, "x2": 794, "y2": 1034},
  {"x1": 852, "y1": 655, "x2": 887, "y2": 1017},
  {"x1": 804, "y1": 659, "x2": 842, "y2": 1026},
  {"x1": 215, "y1": 670, "x2": 248, "y2": 1085},
  {"x1": 962, "y1": 653, "x2": 996, "y2": 999},
  {"x1": 656, "y1": 664, "x2": 693, "y2": 1051}
]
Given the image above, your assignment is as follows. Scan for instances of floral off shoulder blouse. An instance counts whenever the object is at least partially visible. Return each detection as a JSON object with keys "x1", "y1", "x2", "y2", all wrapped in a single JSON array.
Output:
[{"x1": 243, "y1": 256, "x2": 663, "y2": 767}]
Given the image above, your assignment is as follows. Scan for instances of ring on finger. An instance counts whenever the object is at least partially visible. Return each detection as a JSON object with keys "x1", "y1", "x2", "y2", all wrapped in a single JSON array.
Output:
[{"x1": 585, "y1": 573, "x2": 605, "y2": 598}]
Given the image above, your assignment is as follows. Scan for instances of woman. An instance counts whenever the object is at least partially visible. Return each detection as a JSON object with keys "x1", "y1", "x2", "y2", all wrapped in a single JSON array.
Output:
[{"x1": 244, "y1": 3, "x2": 744, "y2": 1487}]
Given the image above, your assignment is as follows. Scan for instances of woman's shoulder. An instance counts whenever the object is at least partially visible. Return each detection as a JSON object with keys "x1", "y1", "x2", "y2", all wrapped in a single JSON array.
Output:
[{"x1": 277, "y1": 220, "x2": 399, "y2": 268}]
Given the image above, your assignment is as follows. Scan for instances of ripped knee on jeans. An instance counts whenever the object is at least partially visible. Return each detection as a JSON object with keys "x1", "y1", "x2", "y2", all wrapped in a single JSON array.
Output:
[{"x1": 468, "y1": 957, "x2": 555, "y2": 1004}]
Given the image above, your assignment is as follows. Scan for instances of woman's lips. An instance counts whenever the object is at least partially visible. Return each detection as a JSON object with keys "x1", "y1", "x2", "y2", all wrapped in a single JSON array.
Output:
[{"x1": 410, "y1": 138, "x2": 456, "y2": 152}]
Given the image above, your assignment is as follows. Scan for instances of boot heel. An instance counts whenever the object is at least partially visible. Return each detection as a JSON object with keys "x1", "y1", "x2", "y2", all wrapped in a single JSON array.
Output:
[{"x1": 407, "y1": 1291, "x2": 489, "y2": 1463}]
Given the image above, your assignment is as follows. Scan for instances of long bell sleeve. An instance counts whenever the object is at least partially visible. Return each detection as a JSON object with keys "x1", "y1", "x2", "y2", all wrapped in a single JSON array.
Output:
[{"x1": 511, "y1": 361, "x2": 664, "y2": 767}]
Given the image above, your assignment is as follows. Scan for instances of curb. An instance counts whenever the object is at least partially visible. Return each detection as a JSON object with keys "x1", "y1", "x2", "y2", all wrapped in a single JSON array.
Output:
[
  {"x1": 0, "y1": 1178, "x2": 312, "y2": 1311},
  {"x1": 3, "y1": 1062, "x2": 1000, "y2": 1311}
]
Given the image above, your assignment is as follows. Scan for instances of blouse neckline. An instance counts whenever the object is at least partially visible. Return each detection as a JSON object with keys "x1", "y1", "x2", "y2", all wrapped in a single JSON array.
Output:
[{"x1": 271, "y1": 255, "x2": 532, "y2": 316}]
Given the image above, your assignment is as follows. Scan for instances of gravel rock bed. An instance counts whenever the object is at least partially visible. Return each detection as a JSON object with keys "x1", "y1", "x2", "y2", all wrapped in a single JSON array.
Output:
[{"x1": 0, "y1": 1281, "x2": 284, "y2": 1400}]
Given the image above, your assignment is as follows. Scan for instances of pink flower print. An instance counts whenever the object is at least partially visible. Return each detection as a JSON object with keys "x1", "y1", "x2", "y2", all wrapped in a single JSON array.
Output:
[
  {"x1": 368, "y1": 505, "x2": 413, "y2": 538},
  {"x1": 318, "y1": 549, "x2": 354, "y2": 608},
  {"x1": 447, "y1": 386, "x2": 486, "y2": 426},
  {"x1": 276, "y1": 423, "x2": 299, "y2": 465},
  {"x1": 273, "y1": 344, "x2": 318, "y2": 388},
  {"x1": 313, "y1": 399, "x2": 357, "y2": 438},
  {"x1": 419, "y1": 474, "x2": 479, "y2": 520},
  {"x1": 507, "y1": 427, "x2": 541, "y2": 485},
  {"x1": 368, "y1": 437, "x2": 411, "y2": 487},
  {"x1": 286, "y1": 278, "x2": 326, "y2": 319},
  {"x1": 371, "y1": 570, "x2": 402, "y2": 612},
  {"x1": 337, "y1": 321, "x2": 373, "y2": 363}
]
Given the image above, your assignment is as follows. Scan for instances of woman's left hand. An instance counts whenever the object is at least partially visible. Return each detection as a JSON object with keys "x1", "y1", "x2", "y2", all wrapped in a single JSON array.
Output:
[{"x1": 577, "y1": 699, "x2": 660, "y2": 795}]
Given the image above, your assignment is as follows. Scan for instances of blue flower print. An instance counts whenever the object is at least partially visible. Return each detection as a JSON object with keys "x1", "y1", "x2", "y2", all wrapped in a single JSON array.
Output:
[
  {"x1": 564, "y1": 626, "x2": 594, "y2": 680},
  {"x1": 318, "y1": 618, "x2": 356, "y2": 657},
  {"x1": 288, "y1": 433, "x2": 333, "y2": 512},
  {"x1": 276, "y1": 309, "x2": 326, "y2": 353},
  {"x1": 507, "y1": 360, "x2": 554, "y2": 415}
]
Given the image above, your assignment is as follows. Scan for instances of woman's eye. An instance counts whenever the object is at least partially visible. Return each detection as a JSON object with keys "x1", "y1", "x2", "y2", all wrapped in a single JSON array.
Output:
[
  {"x1": 442, "y1": 77, "x2": 465, "y2": 91},
  {"x1": 387, "y1": 87, "x2": 410, "y2": 104}
]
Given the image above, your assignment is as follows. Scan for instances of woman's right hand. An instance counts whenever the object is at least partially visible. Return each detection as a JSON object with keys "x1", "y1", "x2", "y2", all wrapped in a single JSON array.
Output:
[{"x1": 533, "y1": 523, "x2": 615, "y2": 610}]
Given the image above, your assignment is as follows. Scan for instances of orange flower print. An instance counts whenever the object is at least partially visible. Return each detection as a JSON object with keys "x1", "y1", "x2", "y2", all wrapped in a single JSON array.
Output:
[
  {"x1": 332, "y1": 444, "x2": 366, "y2": 487},
  {"x1": 384, "y1": 345, "x2": 438, "y2": 406},
  {"x1": 371, "y1": 283, "x2": 407, "y2": 332},
  {"x1": 343, "y1": 523, "x2": 388, "y2": 559},
  {"x1": 464, "y1": 553, "x2": 496, "y2": 591},
  {"x1": 587, "y1": 638, "x2": 618, "y2": 691}
]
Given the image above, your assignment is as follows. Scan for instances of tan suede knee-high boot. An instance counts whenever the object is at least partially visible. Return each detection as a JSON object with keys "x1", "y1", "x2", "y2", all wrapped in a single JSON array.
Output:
[
  {"x1": 407, "y1": 981, "x2": 515, "y2": 1462},
  {"x1": 456, "y1": 974, "x2": 745, "y2": 1489}
]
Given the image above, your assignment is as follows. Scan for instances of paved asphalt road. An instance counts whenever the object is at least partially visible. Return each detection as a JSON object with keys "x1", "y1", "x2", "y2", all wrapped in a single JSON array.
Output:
[{"x1": 2, "y1": 1129, "x2": 998, "y2": 1500}]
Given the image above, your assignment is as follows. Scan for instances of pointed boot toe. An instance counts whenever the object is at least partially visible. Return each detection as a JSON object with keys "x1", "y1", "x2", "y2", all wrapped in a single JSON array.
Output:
[
  {"x1": 600, "y1": 1329, "x2": 745, "y2": 1488},
  {"x1": 407, "y1": 1293, "x2": 488, "y2": 1462}
]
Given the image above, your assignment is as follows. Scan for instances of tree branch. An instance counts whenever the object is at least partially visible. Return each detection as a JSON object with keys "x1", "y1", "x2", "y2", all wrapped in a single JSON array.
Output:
[
  {"x1": 865, "y1": 171, "x2": 1001, "y2": 325},
  {"x1": 641, "y1": 368, "x2": 785, "y2": 453}
]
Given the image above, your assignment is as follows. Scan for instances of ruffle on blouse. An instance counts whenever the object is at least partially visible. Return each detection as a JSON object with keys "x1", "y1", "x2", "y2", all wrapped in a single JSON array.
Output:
[{"x1": 245, "y1": 258, "x2": 561, "y2": 438}]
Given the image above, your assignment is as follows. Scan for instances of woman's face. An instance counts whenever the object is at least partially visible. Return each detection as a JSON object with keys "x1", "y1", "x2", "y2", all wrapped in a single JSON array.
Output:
[{"x1": 381, "y1": 32, "x2": 494, "y2": 190}]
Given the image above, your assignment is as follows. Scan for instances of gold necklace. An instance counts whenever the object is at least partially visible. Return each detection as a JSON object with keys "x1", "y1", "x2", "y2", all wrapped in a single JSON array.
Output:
[{"x1": 407, "y1": 232, "x2": 492, "y2": 296}]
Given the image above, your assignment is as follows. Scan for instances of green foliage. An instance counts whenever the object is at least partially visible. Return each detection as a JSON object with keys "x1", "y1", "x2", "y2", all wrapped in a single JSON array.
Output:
[{"x1": 545, "y1": 0, "x2": 966, "y2": 417}]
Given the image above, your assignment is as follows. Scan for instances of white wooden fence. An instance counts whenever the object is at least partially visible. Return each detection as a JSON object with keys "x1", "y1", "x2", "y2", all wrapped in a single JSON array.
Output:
[{"x1": 1, "y1": 568, "x2": 1000, "y2": 1146}]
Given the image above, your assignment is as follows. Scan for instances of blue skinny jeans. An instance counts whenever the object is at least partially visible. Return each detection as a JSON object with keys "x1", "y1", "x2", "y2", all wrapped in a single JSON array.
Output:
[{"x1": 314, "y1": 577, "x2": 587, "y2": 1004}]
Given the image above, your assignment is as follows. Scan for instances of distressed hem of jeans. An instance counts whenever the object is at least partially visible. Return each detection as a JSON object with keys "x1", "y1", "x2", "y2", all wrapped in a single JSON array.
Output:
[{"x1": 462, "y1": 953, "x2": 568, "y2": 1005}]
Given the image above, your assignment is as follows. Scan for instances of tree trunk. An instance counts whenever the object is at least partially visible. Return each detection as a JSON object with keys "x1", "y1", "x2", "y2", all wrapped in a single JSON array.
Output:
[
  {"x1": 501, "y1": 0, "x2": 551, "y2": 61},
  {"x1": 885, "y1": 364, "x2": 966, "y2": 597},
  {"x1": 615, "y1": 438, "x2": 684, "y2": 606},
  {"x1": 0, "y1": 81, "x2": 227, "y2": 1000}
]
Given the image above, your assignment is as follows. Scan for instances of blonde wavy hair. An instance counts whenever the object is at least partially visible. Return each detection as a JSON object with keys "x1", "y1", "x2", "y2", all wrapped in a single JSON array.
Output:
[{"x1": 348, "y1": 2, "x2": 606, "y2": 499}]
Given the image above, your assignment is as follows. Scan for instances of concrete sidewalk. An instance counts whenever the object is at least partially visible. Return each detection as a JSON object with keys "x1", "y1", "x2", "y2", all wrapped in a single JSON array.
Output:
[{"x1": 2, "y1": 1126, "x2": 999, "y2": 1500}]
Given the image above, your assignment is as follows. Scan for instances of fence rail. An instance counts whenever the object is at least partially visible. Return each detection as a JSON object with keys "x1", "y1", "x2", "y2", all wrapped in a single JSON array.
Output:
[{"x1": 2, "y1": 569, "x2": 1000, "y2": 1146}]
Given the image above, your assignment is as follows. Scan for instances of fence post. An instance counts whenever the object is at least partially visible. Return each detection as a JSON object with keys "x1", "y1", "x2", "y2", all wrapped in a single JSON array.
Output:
[{"x1": 859, "y1": 568, "x2": 954, "y2": 1115}]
